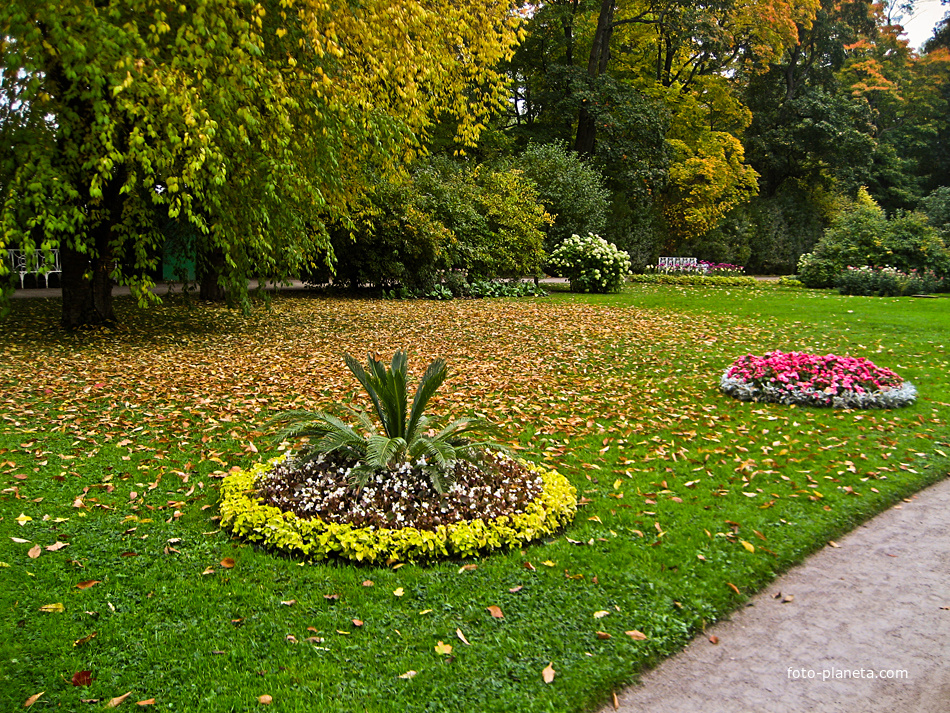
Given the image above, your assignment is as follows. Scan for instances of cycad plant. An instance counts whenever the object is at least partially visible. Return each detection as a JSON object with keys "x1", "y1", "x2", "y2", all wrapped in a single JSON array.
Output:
[{"x1": 272, "y1": 350, "x2": 494, "y2": 494}]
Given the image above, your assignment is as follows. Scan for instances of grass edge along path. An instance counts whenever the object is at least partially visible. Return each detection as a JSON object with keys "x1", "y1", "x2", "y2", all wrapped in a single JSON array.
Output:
[{"x1": 0, "y1": 286, "x2": 948, "y2": 712}]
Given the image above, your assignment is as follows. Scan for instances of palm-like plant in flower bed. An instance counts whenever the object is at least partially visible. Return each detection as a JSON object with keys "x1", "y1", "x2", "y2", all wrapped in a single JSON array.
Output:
[
  {"x1": 272, "y1": 350, "x2": 489, "y2": 495},
  {"x1": 219, "y1": 350, "x2": 577, "y2": 562}
]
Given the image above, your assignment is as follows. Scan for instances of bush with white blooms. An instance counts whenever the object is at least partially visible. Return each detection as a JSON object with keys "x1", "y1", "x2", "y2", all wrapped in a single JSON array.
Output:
[{"x1": 549, "y1": 232, "x2": 631, "y2": 293}]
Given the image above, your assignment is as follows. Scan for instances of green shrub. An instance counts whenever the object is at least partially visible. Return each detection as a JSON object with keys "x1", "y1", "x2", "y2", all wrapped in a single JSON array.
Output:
[
  {"x1": 413, "y1": 158, "x2": 550, "y2": 281},
  {"x1": 303, "y1": 176, "x2": 453, "y2": 292},
  {"x1": 835, "y1": 266, "x2": 944, "y2": 296},
  {"x1": 797, "y1": 189, "x2": 950, "y2": 288},
  {"x1": 511, "y1": 142, "x2": 610, "y2": 253},
  {"x1": 628, "y1": 273, "x2": 760, "y2": 287},
  {"x1": 548, "y1": 233, "x2": 631, "y2": 293},
  {"x1": 468, "y1": 279, "x2": 547, "y2": 298}
]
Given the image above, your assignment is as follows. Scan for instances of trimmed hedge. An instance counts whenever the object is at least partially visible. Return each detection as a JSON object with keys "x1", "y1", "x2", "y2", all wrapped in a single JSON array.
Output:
[
  {"x1": 220, "y1": 457, "x2": 578, "y2": 563},
  {"x1": 629, "y1": 273, "x2": 760, "y2": 287}
]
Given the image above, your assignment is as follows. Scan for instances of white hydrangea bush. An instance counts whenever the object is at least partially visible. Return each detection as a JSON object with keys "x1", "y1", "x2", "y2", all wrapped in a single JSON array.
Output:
[{"x1": 549, "y1": 233, "x2": 631, "y2": 293}]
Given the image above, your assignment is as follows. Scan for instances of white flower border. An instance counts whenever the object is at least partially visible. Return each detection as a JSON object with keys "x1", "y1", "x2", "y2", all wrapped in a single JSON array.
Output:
[{"x1": 720, "y1": 370, "x2": 917, "y2": 409}]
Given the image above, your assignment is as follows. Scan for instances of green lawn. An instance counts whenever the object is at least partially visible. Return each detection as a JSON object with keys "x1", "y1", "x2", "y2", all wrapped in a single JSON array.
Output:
[{"x1": 1, "y1": 285, "x2": 948, "y2": 712}]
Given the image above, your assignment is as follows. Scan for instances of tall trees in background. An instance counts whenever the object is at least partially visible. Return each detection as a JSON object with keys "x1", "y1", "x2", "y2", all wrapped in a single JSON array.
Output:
[{"x1": 504, "y1": 0, "x2": 950, "y2": 271}]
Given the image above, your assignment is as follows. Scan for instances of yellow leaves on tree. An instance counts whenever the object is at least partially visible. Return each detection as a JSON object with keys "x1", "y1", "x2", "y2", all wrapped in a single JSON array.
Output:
[
  {"x1": 292, "y1": 0, "x2": 521, "y2": 151},
  {"x1": 655, "y1": 78, "x2": 759, "y2": 246}
]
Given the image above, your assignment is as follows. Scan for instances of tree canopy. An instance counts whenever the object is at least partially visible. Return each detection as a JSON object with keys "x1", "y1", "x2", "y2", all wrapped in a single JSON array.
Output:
[{"x1": 0, "y1": 0, "x2": 520, "y2": 326}]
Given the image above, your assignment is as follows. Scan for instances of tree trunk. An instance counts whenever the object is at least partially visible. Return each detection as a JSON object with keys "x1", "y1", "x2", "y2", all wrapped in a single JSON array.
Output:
[
  {"x1": 199, "y1": 245, "x2": 227, "y2": 302},
  {"x1": 60, "y1": 231, "x2": 115, "y2": 329},
  {"x1": 574, "y1": 0, "x2": 615, "y2": 157}
]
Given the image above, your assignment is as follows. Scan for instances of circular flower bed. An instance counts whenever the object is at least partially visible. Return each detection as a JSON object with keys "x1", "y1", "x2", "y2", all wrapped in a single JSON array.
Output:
[
  {"x1": 720, "y1": 351, "x2": 917, "y2": 409},
  {"x1": 220, "y1": 451, "x2": 577, "y2": 563}
]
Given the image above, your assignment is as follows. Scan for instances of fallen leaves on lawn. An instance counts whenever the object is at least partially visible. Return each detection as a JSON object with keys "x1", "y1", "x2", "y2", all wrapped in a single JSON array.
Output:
[
  {"x1": 39, "y1": 602, "x2": 64, "y2": 613},
  {"x1": 106, "y1": 692, "x2": 132, "y2": 708},
  {"x1": 434, "y1": 641, "x2": 453, "y2": 655},
  {"x1": 258, "y1": 694, "x2": 273, "y2": 704},
  {"x1": 74, "y1": 632, "x2": 98, "y2": 647},
  {"x1": 76, "y1": 580, "x2": 101, "y2": 590},
  {"x1": 456, "y1": 628, "x2": 470, "y2": 645},
  {"x1": 220, "y1": 558, "x2": 235, "y2": 569},
  {"x1": 542, "y1": 663, "x2": 555, "y2": 683},
  {"x1": 71, "y1": 670, "x2": 94, "y2": 687},
  {"x1": 27, "y1": 545, "x2": 40, "y2": 559},
  {"x1": 625, "y1": 630, "x2": 648, "y2": 640},
  {"x1": 398, "y1": 670, "x2": 417, "y2": 679},
  {"x1": 24, "y1": 692, "x2": 44, "y2": 707},
  {"x1": 486, "y1": 606, "x2": 504, "y2": 619}
]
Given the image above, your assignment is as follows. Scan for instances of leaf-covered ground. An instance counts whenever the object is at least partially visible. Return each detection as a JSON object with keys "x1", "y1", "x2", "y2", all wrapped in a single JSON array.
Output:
[{"x1": 1, "y1": 288, "x2": 948, "y2": 711}]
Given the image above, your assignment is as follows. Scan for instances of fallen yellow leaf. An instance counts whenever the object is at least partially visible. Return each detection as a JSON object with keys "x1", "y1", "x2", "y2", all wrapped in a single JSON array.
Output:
[
  {"x1": 24, "y1": 692, "x2": 44, "y2": 707},
  {"x1": 106, "y1": 691, "x2": 132, "y2": 708}
]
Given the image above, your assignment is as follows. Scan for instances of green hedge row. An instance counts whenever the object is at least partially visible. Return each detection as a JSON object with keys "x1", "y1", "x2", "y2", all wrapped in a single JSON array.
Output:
[{"x1": 628, "y1": 273, "x2": 761, "y2": 287}]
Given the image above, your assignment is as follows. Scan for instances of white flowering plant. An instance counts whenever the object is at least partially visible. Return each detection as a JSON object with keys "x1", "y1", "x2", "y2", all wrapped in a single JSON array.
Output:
[{"x1": 548, "y1": 232, "x2": 631, "y2": 293}]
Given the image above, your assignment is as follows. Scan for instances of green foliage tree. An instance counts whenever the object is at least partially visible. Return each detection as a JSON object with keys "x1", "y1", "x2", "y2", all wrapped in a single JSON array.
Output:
[
  {"x1": 413, "y1": 159, "x2": 551, "y2": 280},
  {"x1": 0, "y1": 0, "x2": 520, "y2": 327},
  {"x1": 510, "y1": 142, "x2": 610, "y2": 253},
  {"x1": 920, "y1": 186, "x2": 950, "y2": 236}
]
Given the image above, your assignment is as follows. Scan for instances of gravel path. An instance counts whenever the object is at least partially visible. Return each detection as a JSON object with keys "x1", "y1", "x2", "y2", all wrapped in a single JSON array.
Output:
[{"x1": 605, "y1": 476, "x2": 950, "y2": 713}]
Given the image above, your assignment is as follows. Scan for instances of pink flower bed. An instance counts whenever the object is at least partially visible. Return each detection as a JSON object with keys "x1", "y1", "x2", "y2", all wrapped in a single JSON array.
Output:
[{"x1": 720, "y1": 351, "x2": 916, "y2": 409}]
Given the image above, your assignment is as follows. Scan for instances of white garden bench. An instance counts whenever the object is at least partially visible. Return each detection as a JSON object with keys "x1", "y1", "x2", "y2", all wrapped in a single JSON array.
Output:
[
  {"x1": 657, "y1": 257, "x2": 698, "y2": 268},
  {"x1": 7, "y1": 248, "x2": 62, "y2": 288}
]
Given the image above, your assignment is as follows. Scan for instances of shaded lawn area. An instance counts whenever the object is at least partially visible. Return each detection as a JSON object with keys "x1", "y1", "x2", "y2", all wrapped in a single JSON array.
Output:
[{"x1": 1, "y1": 286, "x2": 948, "y2": 712}]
